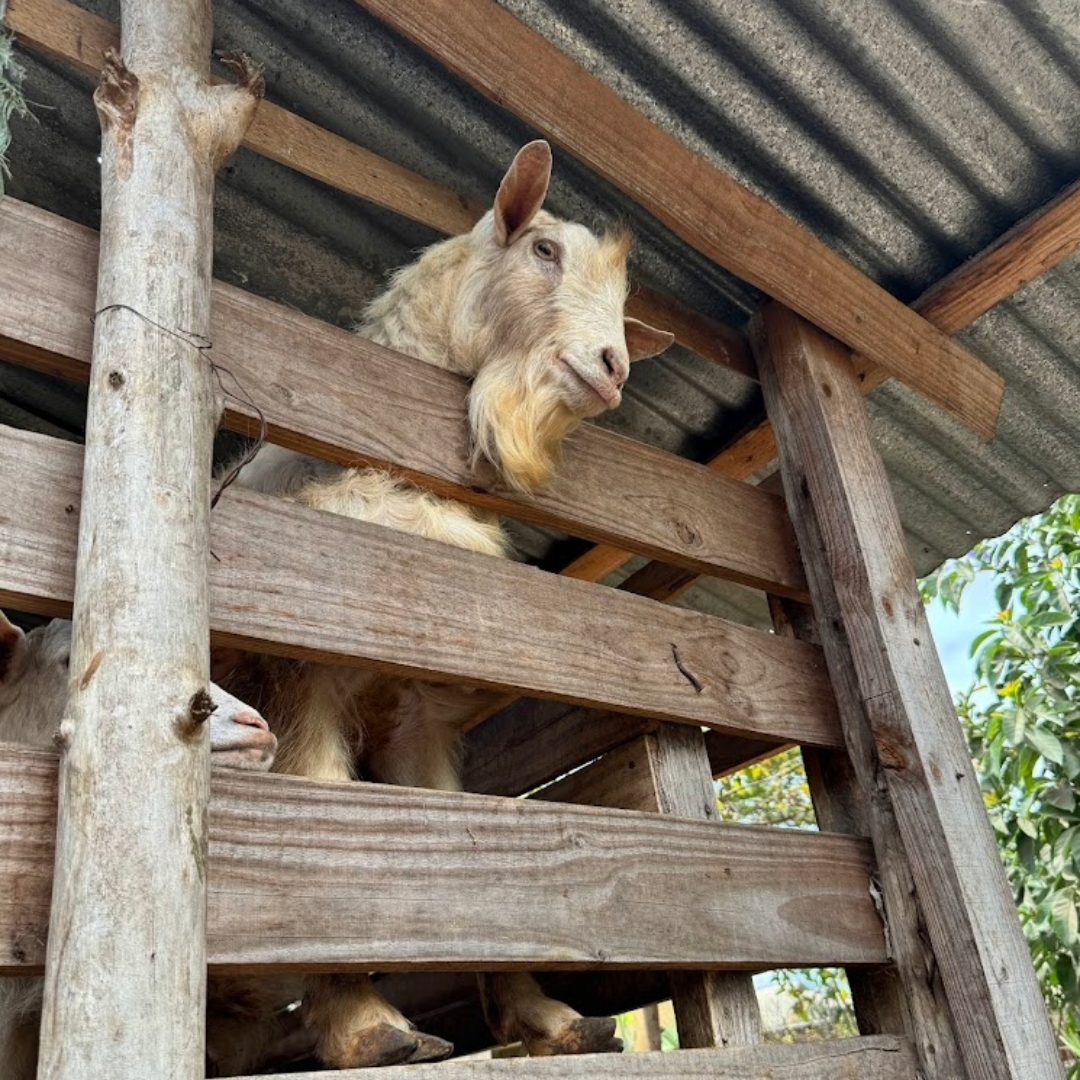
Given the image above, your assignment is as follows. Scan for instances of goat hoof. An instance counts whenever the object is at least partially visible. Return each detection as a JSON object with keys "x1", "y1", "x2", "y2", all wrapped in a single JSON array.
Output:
[
  {"x1": 528, "y1": 1015, "x2": 622, "y2": 1056},
  {"x1": 329, "y1": 1021, "x2": 419, "y2": 1068},
  {"x1": 407, "y1": 1031, "x2": 455, "y2": 1063}
]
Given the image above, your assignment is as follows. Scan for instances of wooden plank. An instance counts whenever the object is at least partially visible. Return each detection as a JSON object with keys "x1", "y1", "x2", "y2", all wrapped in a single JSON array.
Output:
[
  {"x1": 3, "y1": 0, "x2": 753, "y2": 380},
  {"x1": 230, "y1": 1036, "x2": 915, "y2": 1078},
  {"x1": 521, "y1": 171, "x2": 1080, "y2": 596},
  {"x1": 915, "y1": 177, "x2": 1080, "y2": 334},
  {"x1": 649, "y1": 725, "x2": 762, "y2": 1049},
  {"x1": 0, "y1": 742, "x2": 887, "y2": 974},
  {"x1": 463, "y1": 697, "x2": 789, "y2": 798},
  {"x1": 767, "y1": 596, "x2": 964, "y2": 1077},
  {"x1": 753, "y1": 303, "x2": 1063, "y2": 1080},
  {"x1": 0, "y1": 425, "x2": 842, "y2": 746},
  {"x1": 531, "y1": 738, "x2": 660, "y2": 812},
  {"x1": 353, "y1": 0, "x2": 1003, "y2": 440},
  {"x1": 0, "y1": 198, "x2": 807, "y2": 599}
]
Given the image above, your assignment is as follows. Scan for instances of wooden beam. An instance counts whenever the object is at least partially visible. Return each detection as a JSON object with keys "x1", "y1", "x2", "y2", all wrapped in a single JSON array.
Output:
[
  {"x1": 31, "y1": 8, "x2": 260, "y2": 1078},
  {"x1": 1, "y1": 743, "x2": 887, "y2": 974},
  {"x1": 531, "y1": 737, "x2": 660, "y2": 812},
  {"x1": 463, "y1": 696, "x2": 789, "y2": 799},
  {"x1": 526, "y1": 171, "x2": 1080, "y2": 595},
  {"x1": 353, "y1": 0, "x2": 1002, "y2": 440},
  {"x1": 2, "y1": 0, "x2": 753, "y2": 380},
  {"x1": 768, "y1": 596, "x2": 964, "y2": 1078},
  {"x1": 753, "y1": 304, "x2": 1063, "y2": 1080},
  {"x1": 914, "y1": 177, "x2": 1080, "y2": 334},
  {"x1": 228, "y1": 1036, "x2": 916, "y2": 1079},
  {"x1": 0, "y1": 425, "x2": 842, "y2": 746},
  {"x1": 0, "y1": 197, "x2": 807, "y2": 599},
  {"x1": 649, "y1": 726, "x2": 762, "y2": 1049}
]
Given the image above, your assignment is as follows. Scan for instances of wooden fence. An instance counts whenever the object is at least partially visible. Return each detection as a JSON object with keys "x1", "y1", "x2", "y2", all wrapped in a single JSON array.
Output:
[{"x1": 0, "y1": 0, "x2": 1074, "y2": 1077}]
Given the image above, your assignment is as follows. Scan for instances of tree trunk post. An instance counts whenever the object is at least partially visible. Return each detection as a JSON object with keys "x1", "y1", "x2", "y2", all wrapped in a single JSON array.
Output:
[{"x1": 35, "y1": 4, "x2": 260, "y2": 1077}]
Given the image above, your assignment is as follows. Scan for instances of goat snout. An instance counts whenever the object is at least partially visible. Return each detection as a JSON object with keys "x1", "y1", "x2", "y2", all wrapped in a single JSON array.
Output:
[
  {"x1": 600, "y1": 346, "x2": 629, "y2": 388},
  {"x1": 232, "y1": 708, "x2": 270, "y2": 732}
]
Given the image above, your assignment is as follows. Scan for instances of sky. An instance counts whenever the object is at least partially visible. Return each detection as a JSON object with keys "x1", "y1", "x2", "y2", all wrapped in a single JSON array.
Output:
[{"x1": 924, "y1": 570, "x2": 999, "y2": 698}]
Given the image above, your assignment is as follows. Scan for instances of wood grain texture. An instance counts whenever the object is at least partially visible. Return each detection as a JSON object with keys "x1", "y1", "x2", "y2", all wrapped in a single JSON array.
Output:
[
  {"x1": 3, "y1": 0, "x2": 753, "y2": 379},
  {"x1": 521, "y1": 171, "x2": 1080, "y2": 596},
  {"x1": 30, "y1": 9, "x2": 260, "y2": 1078},
  {"x1": 754, "y1": 304, "x2": 1063, "y2": 1080},
  {"x1": 768, "y1": 596, "x2": 964, "y2": 1077},
  {"x1": 0, "y1": 743, "x2": 886, "y2": 974},
  {"x1": 229, "y1": 1036, "x2": 915, "y2": 1078},
  {"x1": 353, "y1": 0, "x2": 1003, "y2": 440},
  {"x1": 648, "y1": 725, "x2": 763, "y2": 1049},
  {"x1": 531, "y1": 738, "x2": 660, "y2": 812},
  {"x1": 0, "y1": 425, "x2": 841, "y2": 745},
  {"x1": 463, "y1": 698, "x2": 792, "y2": 799},
  {"x1": 914, "y1": 177, "x2": 1080, "y2": 334},
  {"x1": 0, "y1": 196, "x2": 807, "y2": 598}
]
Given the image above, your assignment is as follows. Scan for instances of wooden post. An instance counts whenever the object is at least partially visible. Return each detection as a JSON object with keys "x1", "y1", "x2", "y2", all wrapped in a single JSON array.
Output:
[
  {"x1": 753, "y1": 303, "x2": 1063, "y2": 1080},
  {"x1": 767, "y1": 595, "x2": 963, "y2": 1077},
  {"x1": 35, "y1": 5, "x2": 260, "y2": 1077},
  {"x1": 649, "y1": 726, "x2": 762, "y2": 1049}
]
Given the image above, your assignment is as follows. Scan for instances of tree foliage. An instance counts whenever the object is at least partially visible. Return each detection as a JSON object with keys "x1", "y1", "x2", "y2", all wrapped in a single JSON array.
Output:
[{"x1": 921, "y1": 493, "x2": 1080, "y2": 1068}]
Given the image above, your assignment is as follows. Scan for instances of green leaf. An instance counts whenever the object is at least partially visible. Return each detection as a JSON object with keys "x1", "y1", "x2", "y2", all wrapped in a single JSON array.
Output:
[
  {"x1": 1049, "y1": 890, "x2": 1079, "y2": 947},
  {"x1": 1026, "y1": 726, "x2": 1065, "y2": 766}
]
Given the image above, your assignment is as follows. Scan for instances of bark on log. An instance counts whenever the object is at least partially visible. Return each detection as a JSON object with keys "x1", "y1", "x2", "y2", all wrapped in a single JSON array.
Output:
[{"x1": 35, "y1": 4, "x2": 260, "y2": 1077}]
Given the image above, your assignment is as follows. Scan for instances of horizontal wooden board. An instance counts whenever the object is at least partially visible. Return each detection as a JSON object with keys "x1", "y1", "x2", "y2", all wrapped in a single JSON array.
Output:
[
  {"x1": 0, "y1": 197, "x2": 807, "y2": 598},
  {"x1": 464, "y1": 697, "x2": 788, "y2": 801},
  {"x1": 0, "y1": 743, "x2": 885, "y2": 974},
  {"x1": 3, "y1": 0, "x2": 755, "y2": 381},
  {"x1": 354, "y1": 0, "x2": 1003, "y2": 440},
  {"x1": 532, "y1": 738, "x2": 660, "y2": 813},
  {"x1": 0, "y1": 425, "x2": 841, "y2": 744},
  {"x1": 232, "y1": 1037, "x2": 914, "y2": 1078}
]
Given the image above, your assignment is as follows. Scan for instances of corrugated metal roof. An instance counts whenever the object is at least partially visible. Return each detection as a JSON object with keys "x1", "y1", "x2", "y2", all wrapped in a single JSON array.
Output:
[{"x1": 3, "y1": 0, "x2": 1079, "y2": 624}]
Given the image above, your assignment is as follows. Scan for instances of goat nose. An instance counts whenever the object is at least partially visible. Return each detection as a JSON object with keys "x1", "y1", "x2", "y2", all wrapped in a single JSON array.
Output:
[
  {"x1": 232, "y1": 709, "x2": 270, "y2": 732},
  {"x1": 601, "y1": 346, "x2": 627, "y2": 387}
]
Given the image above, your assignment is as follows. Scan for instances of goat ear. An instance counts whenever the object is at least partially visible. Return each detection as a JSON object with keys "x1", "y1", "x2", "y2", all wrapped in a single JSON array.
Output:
[
  {"x1": 493, "y1": 140, "x2": 552, "y2": 245},
  {"x1": 0, "y1": 610, "x2": 25, "y2": 684},
  {"x1": 625, "y1": 317, "x2": 675, "y2": 362}
]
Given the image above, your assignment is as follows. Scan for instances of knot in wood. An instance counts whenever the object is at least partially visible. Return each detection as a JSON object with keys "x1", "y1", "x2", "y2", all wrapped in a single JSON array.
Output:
[{"x1": 186, "y1": 688, "x2": 215, "y2": 730}]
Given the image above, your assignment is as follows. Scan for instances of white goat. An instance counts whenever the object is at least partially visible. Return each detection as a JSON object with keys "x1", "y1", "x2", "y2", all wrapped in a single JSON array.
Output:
[
  {"x1": 222, "y1": 140, "x2": 673, "y2": 1068},
  {"x1": 0, "y1": 612, "x2": 292, "y2": 1079}
]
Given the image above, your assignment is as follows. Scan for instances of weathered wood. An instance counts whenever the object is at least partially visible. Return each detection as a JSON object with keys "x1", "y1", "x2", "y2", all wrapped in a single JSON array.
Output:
[
  {"x1": 532, "y1": 738, "x2": 660, "y2": 812},
  {"x1": 464, "y1": 697, "x2": 788, "y2": 800},
  {"x1": 767, "y1": 595, "x2": 961, "y2": 1074},
  {"x1": 464, "y1": 701, "x2": 651, "y2": 797},
  {"x1": 914, "y1": 177, "x2": 1080, "y2": 334},
  {"x1": 354, "y1": 0, "x2": 1002, "y2": 440},
  {"x1": 648, "y1": 725, "x2": 763, "y2": 1049},
  {"x1": 0, "y1": 743, "x2": 887, "y2": 974},
  {"x1": 31, "y1": 5, "x2": 260, "y2": 1077},
  {"x1": 533, "y1": 171, "x2": 1080, "y2": 595},
  {"x1": 0, "y1": 425, "x2": 842, "y2": 746},
  {"x1": 753, "y1": 304, "x2": 1063, "y2": 1080},
  {"x1": 3, "y1": 0, "x2": 753, "y2": 380},
  {"x1": 230, "y1": 1036, "x2": 916, "y2": 1078},
  {"x1": 0, "y1": 198, "x2": 807, "y2": 599}
]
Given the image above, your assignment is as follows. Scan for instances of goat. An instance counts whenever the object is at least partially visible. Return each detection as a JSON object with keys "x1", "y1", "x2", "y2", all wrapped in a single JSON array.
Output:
[
  {"x1": 0, "y1": 612, "x2": 295, "y2": 1079},
  {"x1": 222, "y1": 140, "x2": 673, "y2": 1068}
]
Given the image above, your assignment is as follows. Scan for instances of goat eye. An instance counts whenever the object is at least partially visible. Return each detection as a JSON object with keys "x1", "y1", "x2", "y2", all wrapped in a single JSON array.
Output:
[{"x1": 532, "y1": 239, "x2": 558, "y2": 262}]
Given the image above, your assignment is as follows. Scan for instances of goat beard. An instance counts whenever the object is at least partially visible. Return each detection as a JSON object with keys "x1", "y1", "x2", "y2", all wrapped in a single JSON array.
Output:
[{"x1": 468, "y1": 363, "x2": 580, "y2": 492}]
